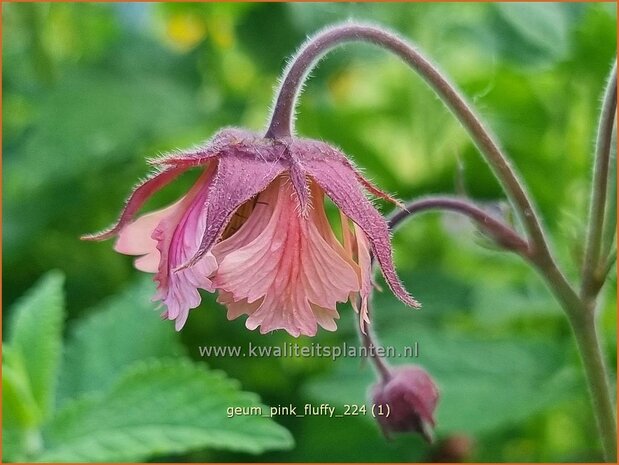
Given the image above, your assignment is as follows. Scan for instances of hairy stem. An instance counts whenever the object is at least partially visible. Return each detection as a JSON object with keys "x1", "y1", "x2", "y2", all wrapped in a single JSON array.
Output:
[
  {"x1": 266, "y1": 23, "x2": 562, "y2": 272},
  {"x1": 266, "y1": 23, "x2": 581, "y2": 326},
  {"x1": 358, "y1": 322, "x2": 392, "y2": 382},
  {"x1": 388, "y1": 196, "x2": 531, "y2": 257},
  {"x1": 599, "y1": 129, "x2": 617, "y2": 274},
  {"x1": 582, "y1": 62, "x2": 617, "y2": 300},
  {"x1": 569, "y1": 310, "x2": 617, "y2": 461}
]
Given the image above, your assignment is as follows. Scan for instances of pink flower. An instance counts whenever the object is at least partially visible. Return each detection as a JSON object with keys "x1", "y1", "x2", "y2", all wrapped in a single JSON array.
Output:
[{"x1": 83, "y1": 128, "x2": 419, "y2": 335}]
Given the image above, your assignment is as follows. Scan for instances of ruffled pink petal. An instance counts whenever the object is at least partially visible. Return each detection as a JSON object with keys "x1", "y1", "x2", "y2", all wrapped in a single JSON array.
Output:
[
  {"x1": 108, "y1": 167, "x2": 218, "y2": 330},
  {"x1": 154, "y1": 166, "x2": 219, "y2": 330},
  {"x1": 179, "y1": 147, "x2": 286, "y2": 271},
  {"x1": 302, "y1": 158, "x2": 420, "y2": 309},
  {"x1": 81, "y1": 166, "x2": 187, "y2": 241},
  {"x1": 217, "y1": 291, "x2": 262, "y2": 320},
  {"x1": 311, "y1": 305, "x2": 339, "y2": 332},
  {"x1": 213, "y1": 177, "x2": 359, "y2": 337}
]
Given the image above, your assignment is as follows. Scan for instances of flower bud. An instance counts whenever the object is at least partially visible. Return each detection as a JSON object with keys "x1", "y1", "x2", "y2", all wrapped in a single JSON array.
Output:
[{"x1": 371, "y1": 365, "x2": 439, "y2": 443}]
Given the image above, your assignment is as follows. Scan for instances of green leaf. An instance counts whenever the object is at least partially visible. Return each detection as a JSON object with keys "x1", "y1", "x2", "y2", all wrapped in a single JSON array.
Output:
[
  {"x1": 2, "y1": 427, "x2": 44, "y2": 464},
  {"x1": 305, "y1": 323, "x2": 580, "y2": 435},
  {"x1": 283, "y1": 414, "x2": 429, "y2": 462},
  {"x1": 2, "y1": 427, "x2": 28, "y2": 463},
  {"x1": 8, "y1": 271, "x2": 65, "y2": 421},
  {"x1": 2, "y1": 347, "x2": 41, "y2": 429},
  {"x1": 57, "y1": 278, "x2": 186, "y2": 406},
  {"x1": 37, "y1": 359, "x2": 294, "y2": 462}
]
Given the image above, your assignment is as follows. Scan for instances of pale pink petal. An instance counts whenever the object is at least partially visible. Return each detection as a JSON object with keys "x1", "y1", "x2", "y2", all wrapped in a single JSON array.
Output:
[
  {"x1": 180, "y1": 148, "x2": 286, "y2": 271},
  {"x1": 302, "y1": 158, "x2": 419, "y2": 308},
  {"x1": 213, "y1": 177, "x2": 359, "y2": 337},
  {"x1": 134, "y1": 253, "x2": 160, "y2": 273},
  {"x1": 354, "y1": 224, "x2": 372, "y2": 333},
  {"x1": 81, "y1": 166, "x2": 186, "y2": 241},
  {"x1": 152, "y1": 165, "x2": 220, "y2": 330},
  {"x1": 217, "y1": 291, "x2": 262, "y2": 320},
  {"x1": 302, "y1": 218, "x2": 360, "y2": 308},
  {"x1": 114, "y1": 202, "x2": 181, "y2": 273},
  {"x1": 311, "y1": 305, "x2": 339, "y2": 332},
  {"x1": 105, "y1": 165, "x2": 219, "y2": 329}
]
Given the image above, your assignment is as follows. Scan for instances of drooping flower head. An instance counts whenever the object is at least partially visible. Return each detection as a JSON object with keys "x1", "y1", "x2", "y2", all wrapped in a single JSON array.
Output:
[{"x1": 84, "y1": 128, "x2": 419, "y2": 336}]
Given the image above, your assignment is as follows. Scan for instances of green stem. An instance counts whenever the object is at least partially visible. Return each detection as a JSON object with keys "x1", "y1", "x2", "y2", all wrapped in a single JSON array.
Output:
[
  {"x1": 599, "y1": 129, "x2": 617, "y2": 272},
  {"x1": 582, "y1": 62, "x2": 617, "y2": 300},
  {"x1": 569, "y1": 310, "x2": 617, "y2": 461},
  {"x1": 526, "y1": 247, "x2": 616, "y2": 461},
  {"x1": 358, "y1": 322, "x2": 392, "y2": 382}
]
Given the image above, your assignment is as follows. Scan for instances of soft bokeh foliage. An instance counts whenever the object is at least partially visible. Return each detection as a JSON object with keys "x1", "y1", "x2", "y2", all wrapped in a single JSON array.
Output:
[{"x1": 3, "y1": 2, "x2": 616, "y2": 462}]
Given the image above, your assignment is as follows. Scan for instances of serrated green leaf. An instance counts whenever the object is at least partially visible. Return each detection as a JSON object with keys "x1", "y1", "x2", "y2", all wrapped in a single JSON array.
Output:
[
  {"x1": 8, "y1": 271, "x2": 65, "y2": 421},
  {"x1": 57, "y1": 278, "x2": 186, "y2": 406},
  {"x1": 37, "y1": 359, "x2": 294, "y2": 462}
]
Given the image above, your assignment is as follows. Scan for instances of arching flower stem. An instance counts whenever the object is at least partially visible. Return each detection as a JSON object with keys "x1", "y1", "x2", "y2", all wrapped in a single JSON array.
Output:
[
  {"x1": 265, "y1": 23, "x2": 566, "y2": 292},
  {"x1": 267, "y1": 23, "x2": 616, "y2": 460}
]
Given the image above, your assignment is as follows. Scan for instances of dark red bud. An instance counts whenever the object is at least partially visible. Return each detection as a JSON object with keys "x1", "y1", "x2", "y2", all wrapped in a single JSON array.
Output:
[{"x1": 371, "y1": 365, "x2": 439, "y2": 443}]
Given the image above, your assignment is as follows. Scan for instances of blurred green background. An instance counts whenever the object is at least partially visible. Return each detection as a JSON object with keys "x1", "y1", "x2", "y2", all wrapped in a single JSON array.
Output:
[{"x1": 2, "y1": 2, "x2": 617, "y2": 462}]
